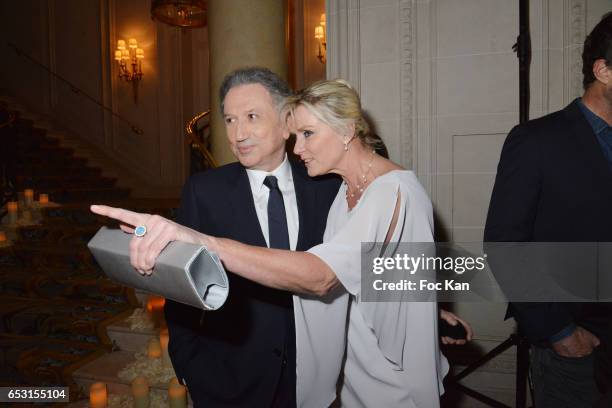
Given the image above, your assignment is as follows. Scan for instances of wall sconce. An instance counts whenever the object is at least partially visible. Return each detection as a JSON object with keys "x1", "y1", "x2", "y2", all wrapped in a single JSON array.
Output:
[
  {"x1": 314, "y1": 13, "x2": 326, "y2": 64},
  {"x1": 114, "y1": 38, "x2": 144, "y2": 103}
]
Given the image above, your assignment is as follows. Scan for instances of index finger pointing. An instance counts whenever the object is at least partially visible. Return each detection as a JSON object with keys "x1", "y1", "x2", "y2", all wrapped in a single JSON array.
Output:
[{"x1": 90, "y1": 205, "x2": 149, "y2": 227}]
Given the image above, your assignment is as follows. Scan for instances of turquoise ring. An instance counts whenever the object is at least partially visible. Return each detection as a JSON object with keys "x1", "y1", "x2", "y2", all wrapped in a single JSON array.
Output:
[{"x1": 134, "y1": 225, "x2": 147, "y2": 237}]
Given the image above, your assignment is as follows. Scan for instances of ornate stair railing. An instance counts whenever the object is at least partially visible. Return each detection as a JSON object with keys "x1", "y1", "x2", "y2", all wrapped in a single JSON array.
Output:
[
  {"x1": 7, "y1": 42, "x2": 144, "y2": 135},
  {"x1": 185, "y1": 110, "x2": 217, "y2": 173}
]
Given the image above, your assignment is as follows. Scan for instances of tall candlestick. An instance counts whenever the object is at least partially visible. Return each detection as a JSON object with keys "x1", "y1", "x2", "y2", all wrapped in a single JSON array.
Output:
[
  {"x1": 7, "y1": 202, "x2": 17, "y2": 224},
  {"x1": 146, "y1": 295, "x2": 166, "y2": 326},
  {"x1": 89, "y1": 382, "x2": 107, "y2": 408},
  {"x1": 147, "y1": 338, "x2": 162, "y2": 359},
  {"x1": 131, "y1": 376, "x2": 150, "y2": 408},
  {"x1": 24, "y1": 189, "x2": 34, "y2": 206},
  {"x1": 159, "y1": 328, "x2": 172, "y2": 368},
  {"x1": 168, "y1": 378, "x2": 187, "y2": 408}
]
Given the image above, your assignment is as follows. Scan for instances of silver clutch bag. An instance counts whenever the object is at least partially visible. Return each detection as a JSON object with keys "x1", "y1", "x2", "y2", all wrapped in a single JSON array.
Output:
[{"x1": 87, "y1": 226, "x2": 229, "y2": 310}]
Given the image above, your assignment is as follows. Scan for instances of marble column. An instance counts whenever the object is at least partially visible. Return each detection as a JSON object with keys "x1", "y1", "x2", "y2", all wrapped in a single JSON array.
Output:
[{"x1": 208, "y1": 0, "x2": 287, "y2": 165}]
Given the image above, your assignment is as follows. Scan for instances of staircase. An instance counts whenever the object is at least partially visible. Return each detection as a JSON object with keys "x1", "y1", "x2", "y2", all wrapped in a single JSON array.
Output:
[{"x1": 0, "y1": 94, "x2": 186, "y2": 405}]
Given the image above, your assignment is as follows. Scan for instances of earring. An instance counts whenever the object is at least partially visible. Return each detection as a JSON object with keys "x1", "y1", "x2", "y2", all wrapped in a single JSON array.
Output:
[{"x1": 344, "y1": 135, "x2": 353, "y2": 151}]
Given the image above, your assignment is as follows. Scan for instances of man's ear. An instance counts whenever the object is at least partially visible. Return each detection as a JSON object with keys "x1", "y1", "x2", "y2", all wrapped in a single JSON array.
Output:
[
  {"x1": 283, "y1": 114, "x2": 294, "y2": 141},
  {"x1": 593, "y1": 59, "x2": 611, "y2": 85},
  {"x1": 282, "y1": 125, "x2": 291, "y2": 141}
]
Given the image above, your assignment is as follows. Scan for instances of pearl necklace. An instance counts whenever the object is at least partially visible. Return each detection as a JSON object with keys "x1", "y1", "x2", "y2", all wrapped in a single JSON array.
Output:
[{"x1": 345, "y1": 150, "x2": 376, "y2": 200}]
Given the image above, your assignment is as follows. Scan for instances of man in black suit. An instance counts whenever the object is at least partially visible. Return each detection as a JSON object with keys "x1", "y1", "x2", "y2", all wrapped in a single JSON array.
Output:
[
  {"x1": 484, "y1": 13, "x2": 612, "y2": 407},
  {"x1": 164, "y1": 68, "x2": 339, "y2": 407}
]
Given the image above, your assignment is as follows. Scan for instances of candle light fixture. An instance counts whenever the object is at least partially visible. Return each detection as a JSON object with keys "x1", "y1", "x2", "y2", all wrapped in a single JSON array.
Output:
[
  {"x1": 131, "y1": 376, "x2": 150, "y2": 408},
  {"x1": 89, "y1": 382, "x2": 108, "y2": 408},
  {"x1": 114, "y1": 38, "x2": 145, "y2": 103},
  {"x1": 168, "y1": 378, "x2": 187, "y2": 408},
  {"x1": 159, "y1": 328, "x2": 172, "y2": 368},
  {"x1": 146, "y1": 295, "x2": 166, "y2": 326},
  {"x1": 147, "y1": 338, "x2": 162, "y2": 359},
  {"x1": 7, "y1": 201, "x2": 18, "y2": 224},
  {"x1": 24, "y1": 189, "x2": 34, "y2": 206},
  {"x1": 314, "y1": 13, "x2": 326, "y2": 64}
]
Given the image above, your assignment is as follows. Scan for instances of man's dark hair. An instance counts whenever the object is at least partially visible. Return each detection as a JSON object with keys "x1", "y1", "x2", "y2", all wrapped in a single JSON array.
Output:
[
  {"x1": 219, "y1": 67, "x2": 292, "y2": 113},
  {"x1": 582, "y1": 12, "x2": 612, "y2": 89}
]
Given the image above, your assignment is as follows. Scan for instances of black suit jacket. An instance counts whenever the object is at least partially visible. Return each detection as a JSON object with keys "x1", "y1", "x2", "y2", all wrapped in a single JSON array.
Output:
[
  {"x1": 164, "y1": 160, "x2": 340, "y2": 407},
  {"x1": 484, "y1": 99, "x2": 612, "y2": 344}
]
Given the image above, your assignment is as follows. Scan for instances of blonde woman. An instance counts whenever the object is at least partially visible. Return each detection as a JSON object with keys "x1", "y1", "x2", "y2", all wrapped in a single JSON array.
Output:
[{"x1": 92, "y1": 79, "x2": 465, "y2": 407}]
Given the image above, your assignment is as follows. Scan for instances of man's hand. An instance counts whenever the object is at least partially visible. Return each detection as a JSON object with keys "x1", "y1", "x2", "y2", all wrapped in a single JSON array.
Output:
[
  {"x1": 440, "y1": 309, "x2": 474, "y2": 345},
  {"x1": 552, "y1": 326, "x2": 600, "y2": 358}
]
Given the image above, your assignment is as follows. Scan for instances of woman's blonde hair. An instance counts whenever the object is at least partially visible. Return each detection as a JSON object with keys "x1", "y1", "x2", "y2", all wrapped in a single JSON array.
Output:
[{"x1": 283, "y1": 79, "x2": 382, "y2": 150}]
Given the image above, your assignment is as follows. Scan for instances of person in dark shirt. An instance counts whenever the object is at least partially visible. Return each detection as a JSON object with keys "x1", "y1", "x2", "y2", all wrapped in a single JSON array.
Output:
[{"x1": 484, "y1": 12, "x2": 612, "y2": 408}]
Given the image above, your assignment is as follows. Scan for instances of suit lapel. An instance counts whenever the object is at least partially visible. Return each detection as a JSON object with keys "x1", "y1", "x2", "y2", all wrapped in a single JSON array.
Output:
[
  {"x1": 290, "y1": 160, "x2": 317, "y2": 251},
  {"x1": 228, "y1": 166, "x2": 267, "y2": 247},
  {"x1": 564, "y1": 101, "x2": 612, "y2": 186}
]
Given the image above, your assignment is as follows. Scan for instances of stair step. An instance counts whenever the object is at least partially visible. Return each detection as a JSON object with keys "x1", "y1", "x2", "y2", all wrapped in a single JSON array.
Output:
[
  {"x1": 15, "y1": 168, "x2": 103, "y2": 179},
  {"x1": 21, "y1": 150, "x2": 76, "y2": 160},
  {"x1": 107, "y1": 316, "x2": 157, "y2": 352},
  {"x1": 15, "y1": 163, "x2": 97, "y2": 175},
  {"x1": 15, "y1": 225, "x2": 101, "y2": 246},
  {"x1": 134, "y1": 289, "x2": 152, "y2": 306},
  {"x1": 72, "y1": 350, "x2": 184, "y2": 395},
  {"x1": 49, "y1": 187, "x2": 130, "y2": 203},
  {"x1": 16, "y1": 155, "x2": 89, "y2": 166},
  {"x1": 6, "y1": 243, "x2": 101, "y2": 271},
  {"x1": 16, "y1": 176, "x2": 117, "y2": 189}
]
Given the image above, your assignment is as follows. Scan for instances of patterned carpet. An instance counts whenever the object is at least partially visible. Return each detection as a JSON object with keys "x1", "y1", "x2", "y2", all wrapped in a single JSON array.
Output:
[{"x1": 0, "y1": 108, "x2": 177, "y2": 403}]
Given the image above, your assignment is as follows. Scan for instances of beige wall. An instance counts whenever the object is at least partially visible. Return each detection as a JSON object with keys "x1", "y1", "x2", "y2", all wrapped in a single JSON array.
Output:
[{"x1": 0, "y1": 0, "x2": 210, "y2": 197}]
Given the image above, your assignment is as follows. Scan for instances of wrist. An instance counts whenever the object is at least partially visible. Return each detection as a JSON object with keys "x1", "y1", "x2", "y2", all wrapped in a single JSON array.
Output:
[
  {"x1": 201, "y1": 234, "x2": 221, "y2": 257},
  {"x1": 549, "y1": 323, "x2": 577, "y2": 344}
]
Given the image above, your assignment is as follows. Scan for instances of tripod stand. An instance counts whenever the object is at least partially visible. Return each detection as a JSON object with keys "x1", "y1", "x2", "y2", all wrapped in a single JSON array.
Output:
[{"x1": 445, "y1": 333, "x2": 532, "y2": 408}]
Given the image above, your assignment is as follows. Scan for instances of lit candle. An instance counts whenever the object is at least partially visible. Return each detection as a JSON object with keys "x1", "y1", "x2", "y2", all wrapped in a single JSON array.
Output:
[
  {"x1": 7, "y1": 201, "x2": 17, "y2": 224},
  {"x1": 24, "y1": 189, "x2": 34, "y2": 206},
  {"x1": 117, "y1": 39, "x2": 126, "y2": 50},
  {"x1": 131, "y1": 376, "x2": 150, "y2": 408},
  {"x1": 89, "y1": 382, "x2": 107, "y2": 408},
  {"x1": 159, "y1": 328, "x2": 172, "y2": 368},
  {"x1": 168, "y1": 378, "x2": 187, "y2": 408},
  {"x1": 147, "y1": 338, "x2": 162, "y2": 359},
  {"x1": 128, "y1": 38, "x2": 138, "y2": 49},
  {"x1": 147, "y1": 295, "x2": 166, "y2": 326},
  {"x1": 39, "y1": 194, "x2": 49, "y2": 205},
  {"x1": 315, "y1": 26, "x2": 324, "y2": 40}
]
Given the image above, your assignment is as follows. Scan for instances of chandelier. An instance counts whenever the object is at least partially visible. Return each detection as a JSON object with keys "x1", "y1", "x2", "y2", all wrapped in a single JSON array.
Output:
[{"x1": 151, "y1": 0, "x2": 207, "y2": 28}]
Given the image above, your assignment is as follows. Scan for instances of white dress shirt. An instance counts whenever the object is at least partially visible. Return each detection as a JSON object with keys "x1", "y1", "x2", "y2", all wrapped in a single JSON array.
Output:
[{"x1": 245, "y1": 155, "x2": 299, "y2": 250}]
